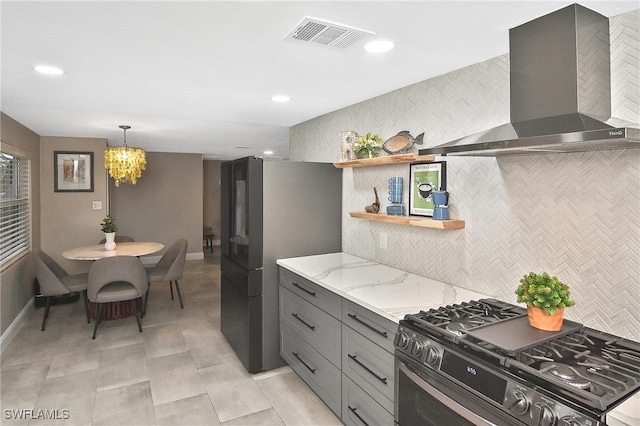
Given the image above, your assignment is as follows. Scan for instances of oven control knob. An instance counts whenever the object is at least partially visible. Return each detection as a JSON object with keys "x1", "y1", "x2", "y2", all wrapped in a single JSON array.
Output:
[
  {"x1": 424, "y1": 345, "x2": 440, "y2": 366},
  {"x1": 395, "y1": 332, "x2": 410, "y2": 350},
  {"x1": 410, "y1": 339, "x2": 424, "y2": 356},
  {"x1": 558, "y1": 415, "x2": 585, "y2": 426},
  {"x1": 531, "y1": 402, "x2": 557, "y2": 426},
  {"x1": 504, "y1": 389, "x2": 528, "y2": 415}
]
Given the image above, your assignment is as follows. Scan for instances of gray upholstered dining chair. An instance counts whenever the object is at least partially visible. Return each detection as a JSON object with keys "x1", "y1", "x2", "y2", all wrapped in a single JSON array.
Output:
[
  {"x1": 87, "y1": 256, "x2": 148, "y2": 339},
  {"x1": 98, "y1": 235, "x2": 135, "y2": 244},
  {"x1": 32, "y1": 250, "x2": 90, "y2": 331},
  {"x1": 144, "y1": 239, "x2": 188, "y2": 315}
]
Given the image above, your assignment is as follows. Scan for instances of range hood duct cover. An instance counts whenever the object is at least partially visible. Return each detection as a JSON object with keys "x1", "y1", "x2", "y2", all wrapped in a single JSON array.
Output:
[{"x1": 420, "y1": 4, "x2": 640, "y2": 157}]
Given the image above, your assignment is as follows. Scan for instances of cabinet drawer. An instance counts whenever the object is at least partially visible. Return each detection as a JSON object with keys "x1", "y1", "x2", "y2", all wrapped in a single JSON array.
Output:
[
  {"x1": 342, "y1": 325, "x2": 395, "y2": 411},
  {"x1": 279, "y1": 267, "x2": 341, "y2": 318},
  {"x1": 342, "y1": 374, "x2": 393, "y2": 426},
  {"x1": 280, "y1": 322, "x2": 341, "y2": 416},
  {"x1": 280, "y1": 286, "x2": 341, "y2": 367},
  {"x1": 342, "y1": 299, "x2": 397, "y2": 354}
]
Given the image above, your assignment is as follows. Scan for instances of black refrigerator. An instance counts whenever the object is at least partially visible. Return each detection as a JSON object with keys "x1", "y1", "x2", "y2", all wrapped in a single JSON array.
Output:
[{"x1": 220, "y1": 156, "x2": 342, "y2": 373}]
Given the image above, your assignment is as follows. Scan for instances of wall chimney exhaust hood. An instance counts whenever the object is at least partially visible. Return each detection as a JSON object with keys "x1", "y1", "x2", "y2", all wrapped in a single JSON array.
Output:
[{"x1": 420, "y1": 4, "x2": 640, "y2": 157}]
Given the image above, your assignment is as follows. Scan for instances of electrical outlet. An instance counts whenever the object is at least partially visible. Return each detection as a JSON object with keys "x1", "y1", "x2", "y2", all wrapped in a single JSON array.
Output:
[
  {"x1": 379, "y1": 232, "x2": 387, "y2": 249},
  {"x1": 92, "y1": 201, "x2": 102, "y2": 210}
]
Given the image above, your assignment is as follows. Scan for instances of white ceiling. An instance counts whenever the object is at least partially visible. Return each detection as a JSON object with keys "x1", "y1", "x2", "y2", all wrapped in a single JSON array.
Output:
[{"x1": 2, "y1": 1, "x2": 638, "y2": 160}]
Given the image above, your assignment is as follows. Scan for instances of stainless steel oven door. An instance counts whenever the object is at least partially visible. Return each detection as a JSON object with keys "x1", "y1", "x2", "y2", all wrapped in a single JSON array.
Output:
[{"x1": 395, "y1": 354, "x2": 525, "y2": 426}]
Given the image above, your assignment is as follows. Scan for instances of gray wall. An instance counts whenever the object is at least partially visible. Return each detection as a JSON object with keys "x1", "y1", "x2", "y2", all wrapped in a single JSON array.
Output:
[
  {"x1": 0, "y1": 113, "x2": 41, "y2": 336},
  {"x1": 110, "y1": 151, "x2": 203, "y2": 260},
  {"x1": 40, "y1": 136, "x2": 109, "y2": 275},
  {"x1": 203, "y1": 160, "x2": 221, "y2": 242},
  {"x1": 290, "y1": 11, "x2": 640, "y2": 341}
]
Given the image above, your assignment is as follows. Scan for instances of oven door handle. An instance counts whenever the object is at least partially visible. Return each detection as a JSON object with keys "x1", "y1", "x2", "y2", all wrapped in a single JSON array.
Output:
[{"x1": 397, "y1": 360, "x2": 497, "y2": 426}]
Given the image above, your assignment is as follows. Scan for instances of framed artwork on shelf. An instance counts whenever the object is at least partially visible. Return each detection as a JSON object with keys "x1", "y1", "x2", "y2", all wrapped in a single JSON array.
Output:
[
  {"x1": 409, "y1": 161, "x2": 446, "y2": 216},
  {"x1": 54, "y1": 151, "x2": 94, "y2": 192}
]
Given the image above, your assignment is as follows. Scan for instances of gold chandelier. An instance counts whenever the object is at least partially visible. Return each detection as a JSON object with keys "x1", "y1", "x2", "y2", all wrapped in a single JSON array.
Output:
[{"x1": 104, "y1": 125, "x2": 147, "y2": 187}]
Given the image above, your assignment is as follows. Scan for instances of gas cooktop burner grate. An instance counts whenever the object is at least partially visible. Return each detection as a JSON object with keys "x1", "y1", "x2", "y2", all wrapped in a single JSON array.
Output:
[
  {"x1": 540, "y1": 362, "x2": 592, "y2": 389},
  {"x1": 511, "y1": 328, "x2": 640, "y2": 410},
  {"x1": 404, "y1": 299, "x2": 525, "y2": 341}
]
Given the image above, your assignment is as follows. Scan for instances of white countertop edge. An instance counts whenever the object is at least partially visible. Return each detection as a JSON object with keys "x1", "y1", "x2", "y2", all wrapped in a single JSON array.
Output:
[
  {"x1": 277, "y1": 252, "x2": 494, "y2": 324},
  {"x1": 278, "y1": 257, "x2": 401, "y2": 323}
]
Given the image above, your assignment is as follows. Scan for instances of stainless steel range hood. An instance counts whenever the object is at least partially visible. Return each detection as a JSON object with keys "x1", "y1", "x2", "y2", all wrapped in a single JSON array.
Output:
[{"x1": 420, "y1": 4, "x2": 640, "y2": 157}]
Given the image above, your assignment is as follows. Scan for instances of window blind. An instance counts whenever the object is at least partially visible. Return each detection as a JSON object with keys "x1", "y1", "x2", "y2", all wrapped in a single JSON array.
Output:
[{"x1": 1, "y1": 151, "x2": 31, "y2": 266}]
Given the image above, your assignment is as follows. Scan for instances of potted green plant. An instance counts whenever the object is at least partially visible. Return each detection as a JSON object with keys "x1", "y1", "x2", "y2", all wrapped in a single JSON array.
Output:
[
  {"x1": 353, "y1": 132, "x2": 384, "y2": 158},
  {"x1": 515, "y1": 272, "x2": 575, "y2": 331},
  {"x1": 100, "y1": 215, "x2": 117, "y2": 250}
]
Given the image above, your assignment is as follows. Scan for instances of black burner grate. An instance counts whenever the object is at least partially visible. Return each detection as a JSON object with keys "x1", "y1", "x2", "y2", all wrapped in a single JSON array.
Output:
[
  {"x1": 509, "y1": 328, "x2": 640, "y2": 410},
  {"x1": 402, "y1": 298, "x2": 525, "y2": 342}
]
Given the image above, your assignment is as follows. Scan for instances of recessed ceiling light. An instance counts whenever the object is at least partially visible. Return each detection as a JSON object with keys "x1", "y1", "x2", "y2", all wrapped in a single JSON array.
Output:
[
  {"x1": 264, "y1": 150, "x2": 274, "y2": 155},
  {"x1": 34, "y1": 65, "x2": 64, "y2": 75},
  {"x1": 364, "y1": 40, "x2": 394, "y2": 53},
  {"x1": 272, "y1": 95, "x2": 290, "y2": 102}
]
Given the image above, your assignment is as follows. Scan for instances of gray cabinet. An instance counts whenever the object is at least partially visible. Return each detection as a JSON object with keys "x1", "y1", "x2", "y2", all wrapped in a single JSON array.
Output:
[
  {"x1": 279, "y1": 266, "x2": 397, "y2": 423},
  {"x1": 342, "y1": 300, "x2": 396, "y2": 353},
  {"x1": 280, "y1": 268, "x2": 341, "y2": 318},
  {"x1": 281, "y1": 322, "x2": 341, "y2": 415},
  {"x1": 342, "y1": 375, "x2": 394, "y2": 426},
  {"x1": 341, "y1": 299, "x2": 396, "y2": 420},
  {"x1": 280, "y1": 286, "x2": 341, "y2": 367},
  {"x1": 342, "y1": 325, "x2": 395, "y2": 413},
  {"x1": 279, "y1": 268, "x2": 342, "y2": 417}
]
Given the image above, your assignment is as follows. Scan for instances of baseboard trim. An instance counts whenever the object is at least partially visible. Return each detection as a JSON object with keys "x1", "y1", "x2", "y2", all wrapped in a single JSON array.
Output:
[
  {"x1": 188, "y1": 252, "x2": 204, "y2": 260},
  {"x1": 1, "y1": 296, "x2": 34, "y2": 354}
]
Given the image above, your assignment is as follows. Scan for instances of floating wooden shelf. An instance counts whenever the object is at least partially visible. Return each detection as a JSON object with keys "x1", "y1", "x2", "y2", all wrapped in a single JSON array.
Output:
[
  {"x1": 333, "y1": 153, "x2": 435, "y2": 168},
  {"x1": 349, "y1": 211, "x2": 465, "y2": 230}
]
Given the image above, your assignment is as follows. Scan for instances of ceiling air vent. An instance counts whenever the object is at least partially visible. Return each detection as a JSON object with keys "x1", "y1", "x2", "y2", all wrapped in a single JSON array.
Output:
[{"x1": 284, "y1": 16, "x2": 374, "y2": 50}]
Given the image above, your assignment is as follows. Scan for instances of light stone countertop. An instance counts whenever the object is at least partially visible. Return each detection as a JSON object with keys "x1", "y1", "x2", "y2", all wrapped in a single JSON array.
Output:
[{"x1": 277, "y1": 252, "x2": 493, "y2": 324}]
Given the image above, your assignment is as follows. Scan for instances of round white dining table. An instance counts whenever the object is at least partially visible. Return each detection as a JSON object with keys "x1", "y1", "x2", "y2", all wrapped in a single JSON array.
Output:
[{"x1": 62, "y1": 241, "x2": 164, "y2": 260}]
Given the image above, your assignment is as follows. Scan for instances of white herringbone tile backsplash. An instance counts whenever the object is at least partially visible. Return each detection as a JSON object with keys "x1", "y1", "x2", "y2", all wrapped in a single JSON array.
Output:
[{"x1": 291, "y1": 11, "x2": 640, "y2": 340}]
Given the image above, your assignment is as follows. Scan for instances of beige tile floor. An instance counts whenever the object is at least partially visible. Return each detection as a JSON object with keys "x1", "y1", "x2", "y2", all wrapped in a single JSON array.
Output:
[{"x1": 1, "y1": 250, "x2": 342, "y2": 426}]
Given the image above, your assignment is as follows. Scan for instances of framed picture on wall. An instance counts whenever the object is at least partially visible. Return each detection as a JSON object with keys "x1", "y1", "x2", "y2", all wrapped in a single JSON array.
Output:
[
  {"x1": 54, "y1": 151, "x2": 94, "y2": 192},
  {"x1": 409, "y1": 161, "x2": 446, "y2": 216}
]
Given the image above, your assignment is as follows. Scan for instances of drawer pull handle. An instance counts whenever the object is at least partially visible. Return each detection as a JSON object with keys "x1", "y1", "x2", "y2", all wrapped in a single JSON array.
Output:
[
  {"x1": 293, "y1": 282, "x2": 316, "y2": 296},
  {"x1": 348, "y1": 406, "x2": 370, "y2": 426},
  {"x1": 347, "y1": 313, "x2": 388, "y2": 337},
  {"x1": 348, "y1": 354, "x2": 387, "y2": 384},
  {"x1": 292, "y1": 352, "x2": 316, "y2": 374},
  {"x1": 291, "y1": 313, "x2": 315, "y2": 330}
]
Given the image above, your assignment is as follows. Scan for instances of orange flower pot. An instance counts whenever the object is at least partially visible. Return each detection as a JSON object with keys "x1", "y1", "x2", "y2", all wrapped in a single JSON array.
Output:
[{"x1": 527, "y1": 306, "x2": 564, "y2": 331}]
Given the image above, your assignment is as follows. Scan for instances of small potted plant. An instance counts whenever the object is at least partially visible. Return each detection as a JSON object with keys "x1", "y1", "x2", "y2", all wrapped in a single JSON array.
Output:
[
  {"x1": 100, "y1": 215, "x2": 118, "y2": 250},
  {"x1": 515, "y1": 272, "x2": 575, "y2": 331},
  {"x1": 353, "y1": 132, "x2": 384, "y2": 158}
]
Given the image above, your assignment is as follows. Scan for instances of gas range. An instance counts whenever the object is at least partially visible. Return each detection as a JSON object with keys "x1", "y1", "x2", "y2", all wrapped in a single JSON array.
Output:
[{"x1": 395, "y1": 299, "x2": 640, "y2": 425}]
